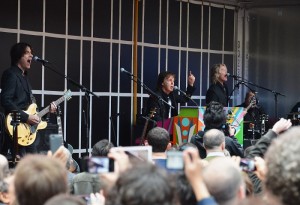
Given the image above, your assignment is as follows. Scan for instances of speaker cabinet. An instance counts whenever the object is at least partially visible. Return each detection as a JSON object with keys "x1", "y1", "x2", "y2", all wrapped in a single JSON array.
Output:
[{"x1": 36, "y1": 123, "x2": 58, "y2": 153}]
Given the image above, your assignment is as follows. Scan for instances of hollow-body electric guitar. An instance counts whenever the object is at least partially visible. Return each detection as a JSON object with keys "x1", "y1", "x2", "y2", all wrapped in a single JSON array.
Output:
[{"x1": 5, "y1": 90, "x2": 72, "y2": 146}]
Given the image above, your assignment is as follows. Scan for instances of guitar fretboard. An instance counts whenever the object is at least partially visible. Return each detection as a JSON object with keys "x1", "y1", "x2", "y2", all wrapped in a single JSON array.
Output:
[{"x1": 37, "y1": 93, "x2": 70, "y2": 118}]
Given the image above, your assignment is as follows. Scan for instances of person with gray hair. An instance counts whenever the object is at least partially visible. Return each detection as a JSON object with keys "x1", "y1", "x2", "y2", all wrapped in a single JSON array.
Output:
[
  {"x1": 105, "y1": 162, "x2": 178, "y2": 205},
  {"x1": 245, "y1": 118, "x2": 292, "y2": 194},
  {"x1": 71, "y1": 139, "x2": 114, "y2": 195},
  {"x1": 203, "y1": 157, "x2": 246, "y2": 205},
  {"x1": 14, "y1": 155, "x2": 68, "y2": 205},
  {"x1": 91, "y1": 139, "x2": 114, "y2": 157},
  {"x1": 61, "y1": 147, "x2": 76, "y2": 188},
  {"x1": 203, "y1": 129, "x2": 226, "y2": 161},
  {"x1": 263, "y1": 126, "x2": 300, "y2": 205},
  {"x1": 0, "y1": 155, "x2": 9, "y2": 181}
]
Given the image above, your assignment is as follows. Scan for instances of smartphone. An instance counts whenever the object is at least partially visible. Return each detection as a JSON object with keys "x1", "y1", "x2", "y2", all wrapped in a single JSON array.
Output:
[
  {"x1": 240, "y1": 158, "x2": 256, "y2": 172},
  {"x1": 110, "y1": 146, "x2": 152, "y2": 162},
  {"x1": 83, "y1": 157, "x2": 114, "y2": 174},
  {"x1": 166, "y1": 151, "x2": 184, "y2": 170},
  {"x1": 49, "y1": 134, "x2": 63, "y2": 153}
]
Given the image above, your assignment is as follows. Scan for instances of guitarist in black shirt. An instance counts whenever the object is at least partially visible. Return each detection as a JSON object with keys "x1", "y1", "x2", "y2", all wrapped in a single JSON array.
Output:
[{"x1": 0, "y1": 42, "x2": 57, "y2": 156}]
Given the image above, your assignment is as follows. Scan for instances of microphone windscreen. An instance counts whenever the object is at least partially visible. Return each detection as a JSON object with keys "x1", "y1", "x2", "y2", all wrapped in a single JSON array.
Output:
[{"x1": 32, "y1": 56, "x2": 39, "y2": 62}]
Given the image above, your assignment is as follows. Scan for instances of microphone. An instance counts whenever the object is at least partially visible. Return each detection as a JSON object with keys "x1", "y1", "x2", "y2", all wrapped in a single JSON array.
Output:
[
  {"x1": 120, "y1": 68, "x2": 133, "y2": 76},
  {"x1": 174, "y1": 86, "x2": 199, "y2": 106},
  {"x1": 32, "y1": 56, "x2": 49, "y2": 64},
  {"x1": 227, "y1": 73, "x2": 240, "y2": 79},
  {"x1": 174, "y1": 86, "x2": 187, "y2": 96}
]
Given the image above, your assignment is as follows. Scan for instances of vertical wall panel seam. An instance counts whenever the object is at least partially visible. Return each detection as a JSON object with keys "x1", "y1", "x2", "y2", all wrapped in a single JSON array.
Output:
[
  {"x1": 186, "y1": 2, "x2": 189, "y2": 94},
  {"x1": 89, "y1": 0, "x2": 95, "y2": 153},
  {"x1": 207, "y1": 5, "x2": 211, "y2": 89},
  {"x1": 141, "y1": 0, "x2": 145, "y2": 111},
  {"x1": 200, "y1": 2, "x2": 204, "y2": 105},
  {"x1": 158, "y1": 0, "x2": 162, "y2": 74},
  {"x1": 42, "y1": 0, "x2": 46, "y2": 106},
  {"x1": 108, "y1": 0, "x2": 114, "y2": 143},
  {"x1": 222, "y1": 5, "x2": 225, "y2": 62},
  {"x1": 64, "y1": 0, "x2": 69, "y2": 142},
  {"x1": 117, "y1": 0, "x2": 122, "y2": 146},
  {"x1": 178, "y1": 1, "x2": 182, "y2": 90},
  {"x1": 78, "y1": 0, "x2": 84, "y2": 156},
  {"x1": 17, "y1": 0, "x2": 20, "y2": 41},
  {"x1": 165, "y1": 0, "x2": 169, "y2": 70}
]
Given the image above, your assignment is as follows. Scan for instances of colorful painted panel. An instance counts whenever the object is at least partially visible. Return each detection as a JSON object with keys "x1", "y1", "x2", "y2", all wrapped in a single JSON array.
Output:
[{"x1": 173, "y1": 106, "x2": 244, "y2": 145}]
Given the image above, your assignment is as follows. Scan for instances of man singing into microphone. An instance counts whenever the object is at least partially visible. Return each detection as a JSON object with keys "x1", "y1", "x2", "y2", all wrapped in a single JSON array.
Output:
[
  {"x1": 146, "y1": 71, "x2": 196, "y2": 121},
  {"x1": 0, "y1": 42, "x2": 56, "y2": 156},
  {"x1": 206, "y1": 64, "x2": 229, "y2": 107}
]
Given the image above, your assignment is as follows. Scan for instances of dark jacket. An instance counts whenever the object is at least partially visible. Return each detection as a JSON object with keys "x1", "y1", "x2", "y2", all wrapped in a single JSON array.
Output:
[
  {"x1": 146, "y1": 85, "x2": 196, "y2": 121},
  {"x1": 1, "y1": 66, "x2": 33, "y2": 122},
  {"x1": 190, "y1": 129, "x2": 244, "y2": 159},
  {"x1": 206, "y1": 82, "x2": 228, "y2": 107},
  {"x1": 245, "y1": 129, "x2": 278, "y2": 194}
]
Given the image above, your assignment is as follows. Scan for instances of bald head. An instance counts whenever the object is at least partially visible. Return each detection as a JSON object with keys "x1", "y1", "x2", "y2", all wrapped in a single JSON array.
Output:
[
  {"x1": 203, "y1": 129, "x2": 225, "y2": 151},
  {"x1": 203, "y1": 157, "x2": 245, "y2": 205}
]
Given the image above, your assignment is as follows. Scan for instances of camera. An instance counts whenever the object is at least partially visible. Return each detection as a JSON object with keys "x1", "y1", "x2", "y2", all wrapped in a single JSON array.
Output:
[
  {"x1": 83, "y1": 157, "x2": 114, "y2": 174},
  {"x1": 166, "y1": 151, "x2": 184, "y2": 170},
  {"x1": 240, "y1": 158, "x2": 256, "y2": 172}
]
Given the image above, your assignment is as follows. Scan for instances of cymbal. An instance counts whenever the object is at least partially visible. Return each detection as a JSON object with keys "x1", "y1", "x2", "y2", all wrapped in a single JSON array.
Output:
[
  {"x1": 243, "y1": 121, "x2": 254, "y2": 123},
  {"x1": 288, "y1": 112, "x2": 300, "y2": 115}
]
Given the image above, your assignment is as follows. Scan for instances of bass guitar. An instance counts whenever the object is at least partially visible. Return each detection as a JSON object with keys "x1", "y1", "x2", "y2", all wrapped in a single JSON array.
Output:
[{"x1": 5, "y1": 90, "x2": 72, "y2": 146}]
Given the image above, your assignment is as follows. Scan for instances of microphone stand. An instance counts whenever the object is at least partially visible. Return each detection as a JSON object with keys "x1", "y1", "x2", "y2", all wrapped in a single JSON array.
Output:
[
  {"x1": 109, "y1": 113, "x2": 120, "y2": 146},
  {"x1": 228, "y1": 79, "x2": 255, "y2": 103},
  {"x1": 174, "y1": 87, "x2": 199, "y2": 106},
  {"x1": 229, "y1": 75, "x2": 285, "y2": 119},
  {"x1": 39, "y1": 61, "x2": 99, "y2": 157}
]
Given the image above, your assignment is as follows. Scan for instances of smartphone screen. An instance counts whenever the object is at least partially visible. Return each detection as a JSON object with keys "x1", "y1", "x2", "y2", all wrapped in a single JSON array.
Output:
[
  {"x1": 49, "y1": 134, "x2": 63, "y2": 153},
  {"x1": 84, "y1": 157, "x2": 114, "y2": 174},
  {"x1": 166, "y1": 151, "x2": 184, "y2": 170}
]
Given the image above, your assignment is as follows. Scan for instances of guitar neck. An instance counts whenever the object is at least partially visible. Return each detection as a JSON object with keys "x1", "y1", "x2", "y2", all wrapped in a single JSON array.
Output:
[
  {"x1": 37, "y1": 95, "x2": 67, "y2": 118},
  {"x1": 244, "y1": 102, "x2": 253, "y2": 112}
]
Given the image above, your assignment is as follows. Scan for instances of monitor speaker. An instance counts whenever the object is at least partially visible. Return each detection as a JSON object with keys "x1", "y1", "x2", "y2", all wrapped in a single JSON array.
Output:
[{"x1": 36, "y1": 123, "x2": 58, "y2": 153}]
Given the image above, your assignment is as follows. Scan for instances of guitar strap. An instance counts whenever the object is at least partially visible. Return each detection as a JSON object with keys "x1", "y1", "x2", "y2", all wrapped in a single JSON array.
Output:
[{"x1": 30, "y1": 93, "x2": 36, "y2": 104}]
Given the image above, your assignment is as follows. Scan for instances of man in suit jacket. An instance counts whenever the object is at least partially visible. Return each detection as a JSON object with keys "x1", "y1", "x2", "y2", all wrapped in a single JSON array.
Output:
[{"x1": 0, "y1": 42, "x2": 56, "y2": 156}]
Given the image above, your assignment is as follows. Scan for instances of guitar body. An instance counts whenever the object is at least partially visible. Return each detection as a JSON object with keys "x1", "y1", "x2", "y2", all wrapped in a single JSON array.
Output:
[
  {"x1": 5, "y1": 90, "x2": 72, "y2": 147},
  {"x1": 6, "y1": 103, "x2": 48, "y2": 146}
]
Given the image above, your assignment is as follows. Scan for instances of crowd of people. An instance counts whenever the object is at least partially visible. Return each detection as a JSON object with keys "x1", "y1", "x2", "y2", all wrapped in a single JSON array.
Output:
[
  {"x1": 0, "y1": 117, "x2": 296, "y2": 205},
  {"x1": 1, "y1": 42, "x2": 300, "y2": 205}
]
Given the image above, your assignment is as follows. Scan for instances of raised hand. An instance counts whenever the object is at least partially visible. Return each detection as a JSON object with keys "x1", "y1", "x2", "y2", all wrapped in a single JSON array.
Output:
[
  {"x1": 188, "y1": 70, "x2": 195, "y2": 86},
  {"x1": 272, "y1": 118, "x2": 292, "y2": 134}
]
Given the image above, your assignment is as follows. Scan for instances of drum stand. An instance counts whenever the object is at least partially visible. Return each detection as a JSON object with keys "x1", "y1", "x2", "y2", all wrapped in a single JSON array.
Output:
[
  {"x1": 248, "y1": 123, "x2": 257, "y2": 145},
  {"x1": 10, "y1": 111, "x2": 20, "y2": 167}
]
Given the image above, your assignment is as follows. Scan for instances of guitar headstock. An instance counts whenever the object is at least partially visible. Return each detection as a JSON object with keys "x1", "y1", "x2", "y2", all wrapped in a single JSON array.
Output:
[
  {"x1": 149, "y1": 108, "x2": 157, "y2": 118},
  {"x1": 64, "y1": 90, "x2": 72, "y2": 101}
]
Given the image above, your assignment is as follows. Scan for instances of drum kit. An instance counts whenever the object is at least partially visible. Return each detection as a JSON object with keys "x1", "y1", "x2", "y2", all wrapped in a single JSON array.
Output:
[
  {"x1": 243, "y1": 114, "x2": 269, "y2": 140},
  {"x1": 287, "y1": 112, "x2": 300, "y2": 126}
]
